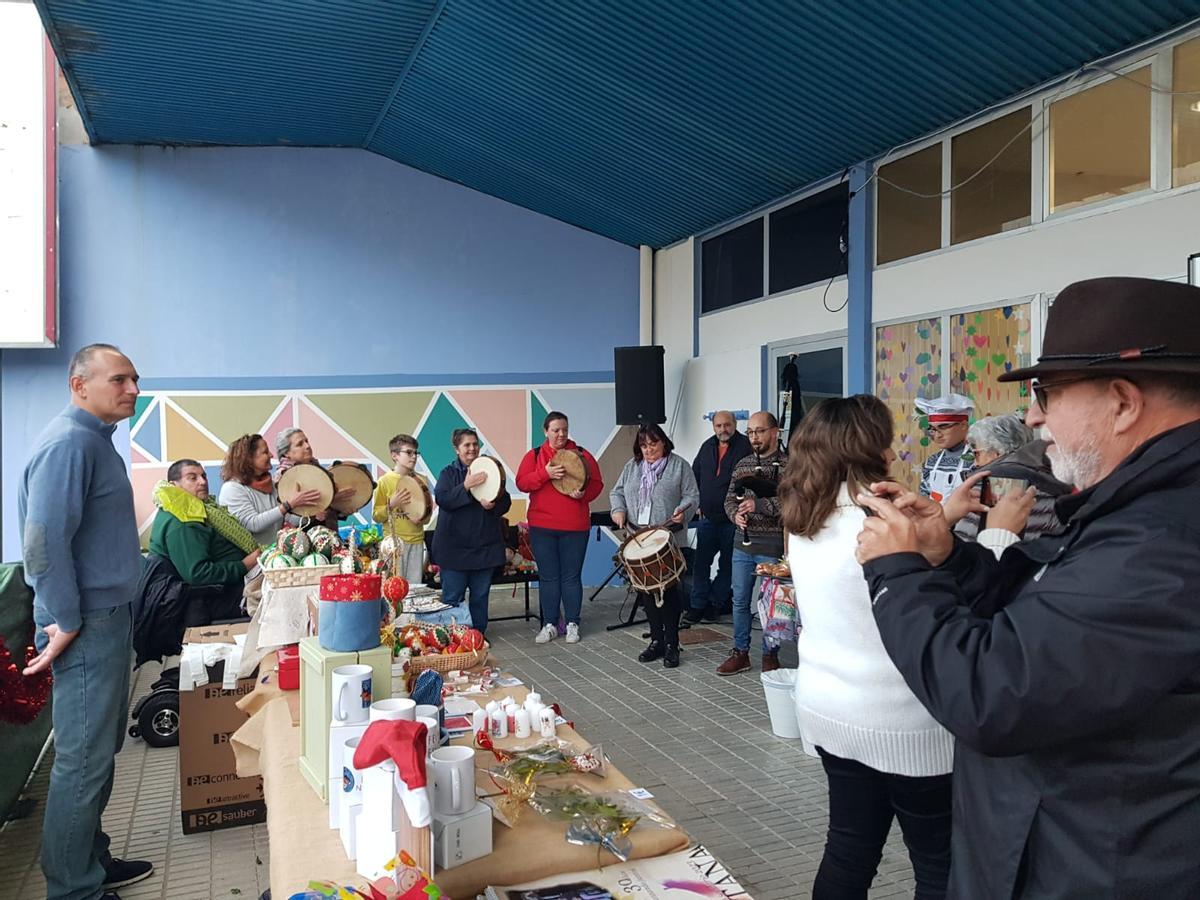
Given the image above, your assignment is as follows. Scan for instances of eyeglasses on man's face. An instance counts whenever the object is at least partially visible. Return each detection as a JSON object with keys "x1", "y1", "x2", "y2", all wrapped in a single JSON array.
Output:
[
  {"x1": 924, "y1": 422, "x2": 962, "y2": 435},
  {"x1": 1031, "y1": 376, "x2": 1102, "y2": 413},
  {"x1": 746, "y1": 427, "x2": 776, "y2": 437}
]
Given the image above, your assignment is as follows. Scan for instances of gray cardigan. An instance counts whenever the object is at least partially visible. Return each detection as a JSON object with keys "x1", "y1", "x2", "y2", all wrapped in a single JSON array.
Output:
[{"x1": 609, "y1": 453, "x2": 699, "y2": 548}]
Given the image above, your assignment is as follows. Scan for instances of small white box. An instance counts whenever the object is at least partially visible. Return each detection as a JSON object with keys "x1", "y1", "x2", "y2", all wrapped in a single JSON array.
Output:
[
  {"x1": 359, "y1": 764, "x2": 403, "y2": 832},
  {"x1": 432, "y1": 801, "x2": 492, "y2": 871},
  {"x1": 328, "y1": 779, "x2": 340, "y2": 829},
  {"x1": 327, "y1": 721, "x2": 369, "y2": 783},
  {"x1": 355, "y1": 820, "x2": 402, "y2": 880},
  {"x1": 340, "y1": 801, "x2": 361, "y2": 860}
]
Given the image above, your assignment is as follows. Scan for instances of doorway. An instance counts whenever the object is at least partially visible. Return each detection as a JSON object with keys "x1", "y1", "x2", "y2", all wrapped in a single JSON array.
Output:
[{"x1": 765, "y1": 333, "x2": 847, "y2": 441}]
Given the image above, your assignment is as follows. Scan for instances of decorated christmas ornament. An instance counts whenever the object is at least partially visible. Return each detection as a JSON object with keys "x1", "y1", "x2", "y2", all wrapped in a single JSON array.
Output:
[
  {"x1": 339, "y1": 553, "x2": 366, "y2": 575},
  {"x1": 458, "y1": 628, "x2": 485, "y2": 652},
  {"x1": 309, "y1": 526, "x2": 342, "y2": 557},
  {"x1": 299, "y1": 552, "x2": 330, "y2": 567},
  {"x1": 382, "y1": 576, "x2": 409, "y2": 604},
  {"x1": 279, "y1": 528, "x2": 312, "y2": 559},
  {"x1": 268, "y1": 553, "x2": 298, "y2": 569}
]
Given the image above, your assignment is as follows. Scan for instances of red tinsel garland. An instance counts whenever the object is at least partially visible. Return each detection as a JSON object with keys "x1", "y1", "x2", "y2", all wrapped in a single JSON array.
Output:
[{"x1": 0, "y1": 637, "x2": 52, "y2": 724}]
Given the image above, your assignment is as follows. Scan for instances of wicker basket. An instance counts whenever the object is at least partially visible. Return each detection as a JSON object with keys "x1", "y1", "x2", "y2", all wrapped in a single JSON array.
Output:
[
  {"x1": 262, "y1": 563, "x2": 339, "y2": 590},
  {"x1": 405, "y1": 644, "x2": 489, "y2": 675}
]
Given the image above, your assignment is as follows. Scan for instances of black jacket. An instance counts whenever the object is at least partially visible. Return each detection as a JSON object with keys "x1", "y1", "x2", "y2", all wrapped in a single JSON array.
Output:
[
  {"x1": 691, "y1": 432, "x2": 752, "y2": 523},
  {"x1": 431, "y1": 460, "x2": 512, "y2": 571},
  {"x1": 864, "y1": 420, "x2": 1200, "y2": 898}
]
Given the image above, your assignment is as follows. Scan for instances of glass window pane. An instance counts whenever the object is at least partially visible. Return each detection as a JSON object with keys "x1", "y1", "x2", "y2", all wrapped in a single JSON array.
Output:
[
  {"x1": 951, "y1": 108, "x2": 1032, "y2": 244},
  {"x1": 701, "y1": 218, "x2": 763, "y2": 313},
  {"x1": 1049, "y1": 66, "x2": 1151, "y2": 213},
  {"x1": 768, "y1": 183, "x2": 848, "y2": 294},
  {"x1": 877, "y1": 145, "x2": 942, "y2": 265},
  {"x1": 1173, "y1": 37, "x2": 1200, "y2": 187}
]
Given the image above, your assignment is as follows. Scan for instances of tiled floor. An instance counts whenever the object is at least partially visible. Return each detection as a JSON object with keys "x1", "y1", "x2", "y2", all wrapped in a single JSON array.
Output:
[{"x1": 0, "y1": 586, "x2": 916, "y2": 899}]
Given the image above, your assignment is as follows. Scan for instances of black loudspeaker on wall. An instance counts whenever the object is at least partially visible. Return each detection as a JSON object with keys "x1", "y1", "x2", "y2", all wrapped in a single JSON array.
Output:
[{"x1": 614, "y1": 345, "x2": 666, "y2": 425}]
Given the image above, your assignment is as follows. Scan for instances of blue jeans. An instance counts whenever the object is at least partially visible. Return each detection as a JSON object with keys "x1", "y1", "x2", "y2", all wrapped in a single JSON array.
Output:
[
  {"x1": 529, "y1": 527, "x2": 589, "y2": 626},
  {"x1": 440, "y1": 568, "x2": 494, "y2": 635},
  {"x1": 34, "y1": 602, "x2": 133, "y2": 900},
  {"x1": 731, "y1": 549, "x2": 776, "y2": 654},
  {"x1": 688, "y1": 518, "x2": 735, "y2": 612}
]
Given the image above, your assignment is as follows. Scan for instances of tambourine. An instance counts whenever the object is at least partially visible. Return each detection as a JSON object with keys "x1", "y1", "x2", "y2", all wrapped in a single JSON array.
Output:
[
  {"x1": 277, "y1": 463, "x2": 333, "y2": 517},
  {"x1": 550, "y1": 448, "x2": 588, "y2": 496}
]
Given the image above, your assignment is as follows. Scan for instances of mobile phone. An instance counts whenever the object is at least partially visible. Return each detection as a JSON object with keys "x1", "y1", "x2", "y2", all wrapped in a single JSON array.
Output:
[{"x1": 979, "y1": 476, "x2": 996, "y2": 508}]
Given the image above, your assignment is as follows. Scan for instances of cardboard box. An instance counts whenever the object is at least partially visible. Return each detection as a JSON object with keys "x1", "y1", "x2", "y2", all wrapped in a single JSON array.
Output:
[
  {"x1": 179, "y1": 624, "x2": 265, "y2": 834},
  {"x1": 432, "y1": 801, "x2": 492, "y2": 870}
]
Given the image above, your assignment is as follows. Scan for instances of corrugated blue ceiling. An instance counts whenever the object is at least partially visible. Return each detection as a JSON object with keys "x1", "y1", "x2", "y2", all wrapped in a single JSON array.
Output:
[{"x1": 35, "y1": 0, "x2": 1200, "y2": 247}]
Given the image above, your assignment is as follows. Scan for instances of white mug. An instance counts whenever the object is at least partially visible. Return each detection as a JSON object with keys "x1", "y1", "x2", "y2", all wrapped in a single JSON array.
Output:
[
  {"x1": 332, "y1": 665, "x2": 373, "y2": 724},
  {"x1": 415, "y1": 703, "x2": 440, "y2": 724},
  {"x1": 370, "y1": 697, "x2": 416, "y2": 722},
  {"x1": 416, "y1": 715, "x2": 440, "y2": 755},
  {"x1": 428, "y1": 745, "x2": 475, "y2": 816}
]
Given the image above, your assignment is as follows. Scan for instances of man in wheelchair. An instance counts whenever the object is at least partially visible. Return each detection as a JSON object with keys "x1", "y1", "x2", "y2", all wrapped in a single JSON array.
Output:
[{"x1": 130, "y1": 460, "x2": 261, "y2": 746}]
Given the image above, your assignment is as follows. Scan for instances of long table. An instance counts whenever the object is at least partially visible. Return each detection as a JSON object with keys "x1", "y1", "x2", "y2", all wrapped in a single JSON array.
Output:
[{"x1": 232, "y1": 670, "x2": 689, "y2": 898}]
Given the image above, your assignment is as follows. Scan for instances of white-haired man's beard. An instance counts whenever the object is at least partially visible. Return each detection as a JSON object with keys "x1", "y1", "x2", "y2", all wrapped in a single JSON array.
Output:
[{"x1": 1044, "y1": 428, "x2": 1103, "y2": 489}]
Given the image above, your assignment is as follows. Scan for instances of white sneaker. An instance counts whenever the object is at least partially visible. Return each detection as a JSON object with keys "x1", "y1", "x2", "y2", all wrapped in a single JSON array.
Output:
[
  {"x1": 535, "y1": 624, "x2": 557, "y2": 644},
  {"x1": 565, "y1": 623, "x2": 580, "y2": 644}
]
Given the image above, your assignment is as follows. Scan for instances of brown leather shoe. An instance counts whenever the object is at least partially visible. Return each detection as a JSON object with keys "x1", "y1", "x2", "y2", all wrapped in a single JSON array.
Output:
[
  {"x1": 716, "y1": 649, "x2": 751, "y2": 676},
  {"x1": 761, "y1": 653, "x2": 780, "y2": 673}
]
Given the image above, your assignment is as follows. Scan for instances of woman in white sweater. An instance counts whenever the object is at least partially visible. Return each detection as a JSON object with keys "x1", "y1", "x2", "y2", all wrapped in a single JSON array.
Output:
[
  {"x1": 778, "y1": 395, "x2": 953, "y2": 900},
  {"x1": 218, "y1": 433, "x2": 321, "y2": 546}
]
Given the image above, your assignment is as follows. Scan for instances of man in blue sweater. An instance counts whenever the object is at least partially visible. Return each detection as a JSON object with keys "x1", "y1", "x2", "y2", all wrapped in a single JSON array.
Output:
[{"x1": 19, "y1": 344, "x2": 153, "y2": 900}]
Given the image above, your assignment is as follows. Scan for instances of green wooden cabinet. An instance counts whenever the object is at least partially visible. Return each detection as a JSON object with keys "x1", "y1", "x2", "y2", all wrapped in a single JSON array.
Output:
[{"x1": 298, "y1": 637, "x2": 394, "y2": 801}]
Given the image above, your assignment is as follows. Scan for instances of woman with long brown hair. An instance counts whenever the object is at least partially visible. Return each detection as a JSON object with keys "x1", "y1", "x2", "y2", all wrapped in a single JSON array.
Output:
[
  {"x1": 778, "y1": 395, "x2": 953, "y2": 900},
  {"x1": 218, "y1": 433, "x2": 321, "y2": 546}
]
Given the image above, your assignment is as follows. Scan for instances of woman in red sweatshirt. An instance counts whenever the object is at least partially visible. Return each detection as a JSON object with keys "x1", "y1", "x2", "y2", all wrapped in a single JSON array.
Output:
[{"x1": 516, "y1": 411, "x2": 604, "y2": 645}]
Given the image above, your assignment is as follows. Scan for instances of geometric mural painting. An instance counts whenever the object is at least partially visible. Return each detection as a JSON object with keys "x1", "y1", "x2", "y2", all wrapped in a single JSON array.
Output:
[
  {"x1": 949, "y1": 303, "x2": 1032, "y2": 420},
  {"x1": 131, "y1": 382, "x2": 621, "y2": 551}
]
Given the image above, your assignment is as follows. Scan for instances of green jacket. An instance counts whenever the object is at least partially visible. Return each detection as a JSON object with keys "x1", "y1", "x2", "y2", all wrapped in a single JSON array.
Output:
[{"x1": 149, "y1": 509, "x2": 246, "y2": 587}]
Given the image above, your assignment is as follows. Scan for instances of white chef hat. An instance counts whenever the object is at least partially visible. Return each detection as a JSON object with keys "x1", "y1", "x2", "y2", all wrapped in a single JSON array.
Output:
[{"x1": 914, "y1": 393, "x2": 974, "y2": 422}]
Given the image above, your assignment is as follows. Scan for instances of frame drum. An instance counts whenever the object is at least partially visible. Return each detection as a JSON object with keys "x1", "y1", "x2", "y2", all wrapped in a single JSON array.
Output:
[
  {"x1": 467, "y1": 455, "x2": 505, "y2": 503},
  {"x1": 277, "y1": 463, "x2": 334, "y2": 517},
  {"x1": 551, "y1": 448, "x2": 589, "y2": 496},
  {"x1": 394, "y1": 473, "x2": 433, "y2": 525},
  {"x1": 329, "y1": 462, "x2": 376, "y2": 515}
]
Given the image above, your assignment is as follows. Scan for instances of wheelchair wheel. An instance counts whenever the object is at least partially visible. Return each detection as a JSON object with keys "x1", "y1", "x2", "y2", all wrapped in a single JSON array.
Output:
[{"x1": 138, "y1": 690, "x2": 180, "y2": 748}]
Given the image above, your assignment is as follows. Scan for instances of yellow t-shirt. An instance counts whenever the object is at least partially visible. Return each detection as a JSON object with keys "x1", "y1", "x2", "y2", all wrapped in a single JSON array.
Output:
[{"x1": 372, "y1": 471, "x2": 429, "y2": 544}]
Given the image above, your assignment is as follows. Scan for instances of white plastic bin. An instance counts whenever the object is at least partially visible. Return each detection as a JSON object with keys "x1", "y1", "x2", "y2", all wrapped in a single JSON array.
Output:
[{"x1": 761, "y1": 668, "x2": 801, "y2": 739}]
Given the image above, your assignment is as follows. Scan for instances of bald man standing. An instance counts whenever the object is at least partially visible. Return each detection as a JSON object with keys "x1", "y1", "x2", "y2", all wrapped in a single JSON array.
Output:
[{"x1": 685, "y1": 411, "x2": 751, "y2": 625}]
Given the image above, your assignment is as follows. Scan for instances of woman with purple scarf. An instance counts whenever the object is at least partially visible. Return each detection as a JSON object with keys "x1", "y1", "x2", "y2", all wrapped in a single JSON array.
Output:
[{"x1": 609, "y1": 424, "x2": 700, "y2": 668}]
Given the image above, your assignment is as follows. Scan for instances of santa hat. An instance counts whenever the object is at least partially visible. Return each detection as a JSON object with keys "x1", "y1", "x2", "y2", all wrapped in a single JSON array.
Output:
[
  {"x1": 354, "y1": 719, "x2": 431, "y2": 827},
  {"x1": 914, "y1": 393, "x2": 973, "y2": 423}
]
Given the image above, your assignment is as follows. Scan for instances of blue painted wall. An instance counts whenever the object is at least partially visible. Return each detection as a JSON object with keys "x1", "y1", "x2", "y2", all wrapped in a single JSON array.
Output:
[{"x1": 1, "y1": 145, "x2": 640, "y2": 579}]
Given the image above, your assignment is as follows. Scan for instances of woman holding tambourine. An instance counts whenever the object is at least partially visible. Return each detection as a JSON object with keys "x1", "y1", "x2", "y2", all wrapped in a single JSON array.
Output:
[
  {"x1": 609, "y1": 424, "x2": 699, "y2": 669},
  {"x1": 516, "y1": 411, "x2": 604, "y2": 646},
  {"x1": 432, "y1": 428, "x2": 511, "y2": 636}
]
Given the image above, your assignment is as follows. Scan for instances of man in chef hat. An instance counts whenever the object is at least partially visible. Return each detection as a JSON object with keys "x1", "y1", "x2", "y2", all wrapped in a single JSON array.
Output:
[{"x1": 914, "y1": 394, "x2": 974, "y2": 503}]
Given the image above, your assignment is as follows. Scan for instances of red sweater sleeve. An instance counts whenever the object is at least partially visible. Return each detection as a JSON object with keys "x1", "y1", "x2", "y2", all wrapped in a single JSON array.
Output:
[
  {"x1": 582, "y1": 449, "x2": 604, "y2": 503},
  {"x1": 515, "y1": 448, "x2": 549, "y2": 493}
]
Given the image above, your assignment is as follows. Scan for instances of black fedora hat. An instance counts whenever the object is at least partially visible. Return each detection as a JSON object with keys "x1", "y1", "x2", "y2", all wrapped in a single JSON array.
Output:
[{"x1": 999, "y1": 277, "x2": 1200, "y2": 383}]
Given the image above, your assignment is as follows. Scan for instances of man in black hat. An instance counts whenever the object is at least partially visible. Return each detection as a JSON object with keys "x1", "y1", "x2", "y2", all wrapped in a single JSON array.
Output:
[{"x1": 854, "y1": 277, "x2": 1200, "y2": 898}]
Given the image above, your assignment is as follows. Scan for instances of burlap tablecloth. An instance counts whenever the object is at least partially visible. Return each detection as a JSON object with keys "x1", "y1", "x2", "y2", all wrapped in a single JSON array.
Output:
[{"x1": 232, "y1": 681, "x2": 689, "y2": 898}]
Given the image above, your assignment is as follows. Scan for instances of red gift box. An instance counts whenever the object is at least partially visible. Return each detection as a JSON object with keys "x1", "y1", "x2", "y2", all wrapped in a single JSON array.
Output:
[
  {"x1": 319, "y1": 573, "x2": 382, "y2": 601},
  {"x1": 276, "y1": 644, "x2": 300, "y2": 690}
]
